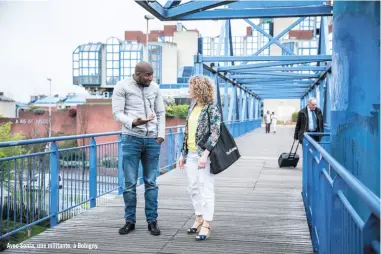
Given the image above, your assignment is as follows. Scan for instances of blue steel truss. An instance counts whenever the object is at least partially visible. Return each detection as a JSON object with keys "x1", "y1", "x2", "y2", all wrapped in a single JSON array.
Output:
[
  {"x1": 135, "y1": 0, "x2": 333, "y2": 113},
  {"x1": 133, "y1": 3, "x2": 380, "y2": 253}
]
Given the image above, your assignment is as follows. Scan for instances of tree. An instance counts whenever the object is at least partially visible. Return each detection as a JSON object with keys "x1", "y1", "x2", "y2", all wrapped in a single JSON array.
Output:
[
  {"x1": 77, "y1": 105, "x2": 89, "y2": 146},
  {"x1": 0, "y1": 122, "x2": 25, "y2": 182},
  {"x1": 76, "y1": 105, "x2": 89, "y2": 197}
]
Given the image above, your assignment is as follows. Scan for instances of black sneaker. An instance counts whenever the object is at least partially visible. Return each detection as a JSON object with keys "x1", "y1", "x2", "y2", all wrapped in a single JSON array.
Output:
[
  {"x1": 119, "y1": 222, "x2": 135, "y2": 235},
  {"x1": 148, "y1": 221, "x2": 161, "y2": 236}
]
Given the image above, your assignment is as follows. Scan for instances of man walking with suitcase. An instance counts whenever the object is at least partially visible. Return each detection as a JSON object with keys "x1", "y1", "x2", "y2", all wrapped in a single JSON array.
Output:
[{"x1": 294, "y1": 97, "x2": 324, "y2": 144}]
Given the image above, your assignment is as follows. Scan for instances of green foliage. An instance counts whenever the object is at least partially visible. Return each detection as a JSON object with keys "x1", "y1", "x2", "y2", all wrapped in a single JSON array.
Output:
[
  {"x1": 31, "y1": 108, "x2": 45, "y2": 115},
  {"x1": 0, "y1": 204, "x2": 48, "y2": 250},
  {"x1": 100, "y1": 157, "x2": 118, "y2": 168},
  {"x1": 292, "y1": 112, "x2": 299, "y2": 122},
  {"x1": 165, "y1": 105, "x2": 188, "y2": 118},
  {"x1": 0, "y1": 122, "x2": 26, "y2": 180},
  {"x1": 59, "y1": 139, "x2": 78, "y2": 149},
  {"x1": 57, "y1": 138, "x2": 86, "y2": 162}
]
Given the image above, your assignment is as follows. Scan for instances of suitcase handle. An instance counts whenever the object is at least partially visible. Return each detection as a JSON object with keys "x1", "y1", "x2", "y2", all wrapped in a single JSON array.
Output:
[{"x1": 288, "y1": 140, "x2": 300, "y2": 159}]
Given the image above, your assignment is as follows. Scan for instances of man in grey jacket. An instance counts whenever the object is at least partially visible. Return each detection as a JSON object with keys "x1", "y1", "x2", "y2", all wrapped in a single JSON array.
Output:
[{"x1": 112, "y1": 62, "x2": 165, "y2": 236}]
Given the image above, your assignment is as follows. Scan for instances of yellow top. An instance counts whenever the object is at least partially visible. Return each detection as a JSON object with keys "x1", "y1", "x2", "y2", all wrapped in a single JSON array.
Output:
[{"x1": 187, "y1": 105, "x2": 203, "y2": 152}]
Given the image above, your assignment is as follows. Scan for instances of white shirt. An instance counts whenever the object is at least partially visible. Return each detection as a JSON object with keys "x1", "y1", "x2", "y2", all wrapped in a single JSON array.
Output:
[
  {"x1": 271, "y1": 114, "x2": 277, "y2": 124},
  {"x1": 307, "y1": 107, "x2": 317, "y2": 131},
  {"x1": 265, "y1": 114, "x2": 271, "y2": 124}
]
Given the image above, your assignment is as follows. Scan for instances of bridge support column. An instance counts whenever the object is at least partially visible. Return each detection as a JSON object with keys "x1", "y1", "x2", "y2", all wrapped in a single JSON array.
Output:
[{"x1": 331, "y1": 1, "x2": 380, "y2": 219}]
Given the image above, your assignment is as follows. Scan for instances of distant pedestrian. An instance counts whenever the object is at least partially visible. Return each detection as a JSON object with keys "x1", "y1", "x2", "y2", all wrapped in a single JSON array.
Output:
[
  {"x1": 271, "y1": 112, "x2": 277, "y2": 133},
  {"x1": 264, "y1": 110, "x2": 271, "y2": 133}
]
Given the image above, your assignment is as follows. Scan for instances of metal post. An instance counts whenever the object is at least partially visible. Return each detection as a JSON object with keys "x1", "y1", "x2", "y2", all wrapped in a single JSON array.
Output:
[
  {"x1": 223, "y1": 20, "x2": 230, "y2": 121},
  {"x1": 144, "y1": 15, "x2": 154, "y2": 62},
  {"x1": 89, "y1": 137, "x2": 97, "y2": 208},
  {"x1": 49, "y1": 141, "x2": 58, "y2": 227},
  {"x1": 47, "y1": 78, "x2": 52, "y2": 139},
  {"x1": 118, "y1": 135, "x2": 123, "y2": 195},
  {"x1": 168, "y1": 129, "x2": 173, "y2": 171},
  {"x1": 146, "y1": 19, "x2": 149, "y2": 61}
]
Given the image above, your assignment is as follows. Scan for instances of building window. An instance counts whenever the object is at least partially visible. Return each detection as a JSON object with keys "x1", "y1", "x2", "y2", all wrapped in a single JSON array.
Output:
[
  {"x1": 120, "y1": 43, "x2": 143, "y2": 80},
  {"x1": 297, "y1": 40, "x2": 318, "y2": 56},
  {"x1": 202, "y1": 37, "x2": 212, "y2": 56},
  {"x1": 73, "y1": 43, "x2": 102, "y2": 86},
  {"x1": 297, "y1": 17, "x2": 314, "y2": 30},
  {"x1": 258, "y1": 22, "x2": 271, "y2": 56},
  {"x1": 282, "y1": 42, "x2": 295, "y2": 55},
  {"x1": 106, "y1": 37, "x2": 120, "y2": 85},
  {"x1": 148, "y1": 45, "x2": 162, "y2": 84}
]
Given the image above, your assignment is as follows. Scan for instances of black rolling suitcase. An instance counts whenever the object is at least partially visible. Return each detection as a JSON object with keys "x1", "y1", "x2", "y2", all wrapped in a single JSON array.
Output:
[{"x1": 278, "y1": 140, "x2": 300, "y2": 168}]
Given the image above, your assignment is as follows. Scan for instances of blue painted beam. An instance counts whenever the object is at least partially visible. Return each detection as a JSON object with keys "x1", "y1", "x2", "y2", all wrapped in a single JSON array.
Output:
[
  {"x1": 303, "y1": 64, "x2": 331, "y2": 95},
  {"x1": 167, "y1": 0, "x2": 237, "y2": 18},
  {"x1": 241, "y1": 80, "x2": 314, "y2": 85},
  {"x1": 250, "y1": 17, "x2": 305, "y2": 57},
  {"x1": 231, "y1": 73, "x2": 319, "y2": 79},
  {"x1": 202, "y1": 55, "x2": 332, "y2": 62},
  {"x1": 246, "y1": 85, "x2": 310, "y2": 89},
  {"x1": 257, "y1": 92, "x2": 306, "y2": 95},
  {"x1": 223, "y1": 21, "x2": 230, "y2": 120},
  {"x1": 243, "y1": 80, "x2": 313, "y2": 85},
  {"x1": 238, "y1": 77, "x2": 316, "y2": 83},
  {"x1": 255, "y1": 94, "x2": 307, "y2": 97},
  {"x1": 163, "y1": 0, "x2": 181, "y2": 9},
  {"x1": 245, "y1": 19, "x2": 294, "y2": 55},
  {"x1": 172, "y1": 6, "x2": 332, "y2": 20},
  {"x1": 229, "y1": 66, "x2": 327, "y2": 72},
  {"x1": 227, "y1": 1, "x2": 327, "y2": 9},
  {"x1": 217, "y1": 60, "x2": 318, "y2": 70},
  {"x1": 202, "y1": 63, "x2": 260, "y2": 99},
  {"x1": 254, "y1": 89, "x2": 308, "y2": 93},
  {"x1": 134, "y1": 1, "x2": 167, "y2": 19},
  {"x1": 257, "y1": 94, "x2": 305, "y2": 98},
  {"x1": 228, "y1": 19, "x2": 234, "y2": 65}
]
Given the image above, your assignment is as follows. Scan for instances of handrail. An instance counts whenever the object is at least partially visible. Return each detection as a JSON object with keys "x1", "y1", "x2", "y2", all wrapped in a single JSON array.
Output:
[
  {"x1": 304, "y1": 133, "x2": 380, "y2": 218},
  {"x1": 0, "y1": 125, "x2": 187, "y2": 148},
  {"x1": 0, "y1": 131, "x2": 121, "y2": 147}
]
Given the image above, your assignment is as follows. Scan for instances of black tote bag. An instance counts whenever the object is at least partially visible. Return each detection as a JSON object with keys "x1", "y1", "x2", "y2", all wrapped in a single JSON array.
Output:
[{"x1": 198, "y1": 106, "x2": 241, "y2": 174}]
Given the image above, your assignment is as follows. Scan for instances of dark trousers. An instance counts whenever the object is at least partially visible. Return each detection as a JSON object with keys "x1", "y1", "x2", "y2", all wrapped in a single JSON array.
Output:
[
  {"x1": 308, "y1": 130, "x2": 320, "y2": 142},
  {"x1": 265, "y1": 123, "x2": 271, "y2": 133}
]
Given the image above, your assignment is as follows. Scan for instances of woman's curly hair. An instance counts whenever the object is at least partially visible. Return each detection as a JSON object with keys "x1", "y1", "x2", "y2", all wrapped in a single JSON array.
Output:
[{"x1": 188, "y1": 75, "x2": 215, "y2": 105}]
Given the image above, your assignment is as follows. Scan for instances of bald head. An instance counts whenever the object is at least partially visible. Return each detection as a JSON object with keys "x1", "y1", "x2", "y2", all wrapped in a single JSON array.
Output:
[
  {"x1": 134, "y1": 61, "x2": 154, "y2": 86},
  {"x1": 135, "y1": 61, "x2": 153, "y2": 74}
]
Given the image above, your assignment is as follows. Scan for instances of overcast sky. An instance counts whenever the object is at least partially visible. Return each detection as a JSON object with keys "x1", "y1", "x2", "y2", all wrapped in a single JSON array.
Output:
[{"x1": 0, "y1": 0, "x2": 250, "y2": 103}]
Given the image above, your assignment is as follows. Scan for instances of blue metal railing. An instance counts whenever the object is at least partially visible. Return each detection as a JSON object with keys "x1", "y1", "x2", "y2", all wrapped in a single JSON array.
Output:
[
  {"x1": 0, "y1": 120, "x2": 261, "y2": 241},
  {"x1": 226, "y1": 119, "x2": 261, "y2": 138},
  {"x1": 302, "y1": 132, "x2": 380, "y2": 253},
  {"x1": 0, "y1": 126, "x2": 185, "y2": 240}
]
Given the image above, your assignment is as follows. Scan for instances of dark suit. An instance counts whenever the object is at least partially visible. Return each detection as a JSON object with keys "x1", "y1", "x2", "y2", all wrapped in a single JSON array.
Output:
[{"x1": 294, "y1": 106, "x2": 324, "y2": 144}]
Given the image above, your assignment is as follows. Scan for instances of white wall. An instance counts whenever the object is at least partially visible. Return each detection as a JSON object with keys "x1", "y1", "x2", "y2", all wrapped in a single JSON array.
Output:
[
  {"x1": 0, "y1": 101, "x2": 16, "y2": 118},
  {"x1": 263, "y1": 99, "x2": 300, "y2": 122},
  {"x1": 152, "y1": 42, "x2": 178, "y2": 84},
  {"x1": 270, "y1": 18, "x2": 297, "y2": 55},
  {"x1": 173, "y1": 31, "x2": 199, "y2": 70}
]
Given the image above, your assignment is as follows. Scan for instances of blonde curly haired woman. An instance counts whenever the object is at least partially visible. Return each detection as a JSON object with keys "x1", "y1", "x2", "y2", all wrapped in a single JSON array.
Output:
[{"x1": 178, "y1": 75, "x2": 222, "y2": 241}]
